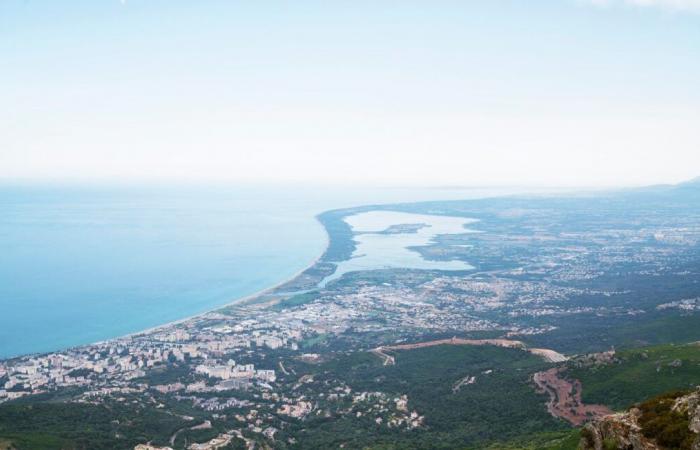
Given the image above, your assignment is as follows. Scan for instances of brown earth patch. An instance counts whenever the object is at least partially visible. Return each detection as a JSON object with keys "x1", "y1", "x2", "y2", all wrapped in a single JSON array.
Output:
[
  {"x1": 371, "y1": 337, "x2": 567, "y2": 363},
  {"x1": 533, "y1": 367, "x2": 613, "y2": 426}
]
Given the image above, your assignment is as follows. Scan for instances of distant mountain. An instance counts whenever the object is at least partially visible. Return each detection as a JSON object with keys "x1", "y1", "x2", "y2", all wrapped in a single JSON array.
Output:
[
  {"x1": 670, "y1": 177, "x2": 700, "y2": 202},
  {"x1": 678, "y1": 176, "x2": 700, "y2": 188},
  {"x1": 645, "y1": 176, "x2": 699, "y2": 191},
  {"x1": 617, "y1": 176, "x2": 700, "y2": 207}
]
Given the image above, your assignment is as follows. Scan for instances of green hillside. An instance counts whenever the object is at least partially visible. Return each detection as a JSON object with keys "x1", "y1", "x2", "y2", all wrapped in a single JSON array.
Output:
[{"x1": 570, "y1": 342, "x2": 700, "y2": 411}]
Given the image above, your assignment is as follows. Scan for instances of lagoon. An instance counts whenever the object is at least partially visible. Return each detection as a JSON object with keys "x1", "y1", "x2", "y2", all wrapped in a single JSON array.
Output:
[
  {"x1": 1, "y1": 184, "x2": 521, "y2": 358},
  {"x1": 320, "y1": 211, "x2": 478, "y2": 286}
]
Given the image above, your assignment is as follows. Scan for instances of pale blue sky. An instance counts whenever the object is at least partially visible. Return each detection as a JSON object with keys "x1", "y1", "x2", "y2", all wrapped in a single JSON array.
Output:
[{"x1": 1, "y1": 1, "x2": 699, "y2": 186}]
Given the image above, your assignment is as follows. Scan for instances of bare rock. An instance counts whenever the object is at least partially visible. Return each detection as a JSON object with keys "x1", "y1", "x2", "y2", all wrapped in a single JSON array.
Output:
[
  {"x1": 581, "y1": 388, "x2": 700, "y2": 450},
  {"x1": 580, "y1": 409, "x2": 657, "y2": 450}
]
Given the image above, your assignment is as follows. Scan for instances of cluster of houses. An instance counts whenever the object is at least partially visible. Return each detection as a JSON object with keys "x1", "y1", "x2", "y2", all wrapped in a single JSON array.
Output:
[{"x1": 0, "y1": 316, "x2": 296, "y2": 404}]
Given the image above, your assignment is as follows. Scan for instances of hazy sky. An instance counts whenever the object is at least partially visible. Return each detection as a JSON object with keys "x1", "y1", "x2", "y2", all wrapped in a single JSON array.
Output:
[{"x1": 1, "y1": 0, "x2": 699, "y2": 187}]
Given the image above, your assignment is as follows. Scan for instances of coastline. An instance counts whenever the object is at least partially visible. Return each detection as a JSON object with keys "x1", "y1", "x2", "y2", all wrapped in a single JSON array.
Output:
[
  {"x1": 109, "y1": 215, "x2": 333, "y2": 343},
  {"x1": 0, "y1": 204, "x2": 489, "y2": 360},
  {"x1": 3, "y1": 204, "x2": 484, "y2": 359},
  {"x1": 1, "y1": 214, "x2": 333, "y2": 361}
]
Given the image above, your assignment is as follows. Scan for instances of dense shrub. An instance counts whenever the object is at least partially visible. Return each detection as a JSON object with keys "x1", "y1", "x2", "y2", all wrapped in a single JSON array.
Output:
[{"x1": 637, "y1": 391, "x2": 695, "y2": 450}]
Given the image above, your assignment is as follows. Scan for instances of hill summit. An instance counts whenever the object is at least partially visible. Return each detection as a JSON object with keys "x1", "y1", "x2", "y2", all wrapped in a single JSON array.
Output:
[{"x1": 581, "y1": 388, "x2": 700, "y2": 450}]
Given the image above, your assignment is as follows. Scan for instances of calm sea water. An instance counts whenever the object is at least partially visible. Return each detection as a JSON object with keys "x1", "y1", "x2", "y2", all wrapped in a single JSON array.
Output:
[
  {"x1": 320, "y1": 211, "x2": 479, "y2": 287},
  {"x1": 0, "y1": 184, "x2": 536, "y2": 358}
]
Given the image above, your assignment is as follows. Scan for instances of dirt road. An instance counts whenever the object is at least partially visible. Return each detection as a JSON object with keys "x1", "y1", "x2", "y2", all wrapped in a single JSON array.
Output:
[{"x1": 371, "y1": 337, "x2": 568, "y2": 364}]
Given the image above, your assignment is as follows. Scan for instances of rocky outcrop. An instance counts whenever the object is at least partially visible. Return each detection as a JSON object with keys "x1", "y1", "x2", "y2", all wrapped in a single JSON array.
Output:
[
  {"x1": 580, "y1": 409, "x2": 657, "y2": 450},
  {"x1": 673, "y1": 390, "x2": 700, "y2": 450},
  {"x1": 580, "y1": 388, "x2": 700, "y2": 450}
]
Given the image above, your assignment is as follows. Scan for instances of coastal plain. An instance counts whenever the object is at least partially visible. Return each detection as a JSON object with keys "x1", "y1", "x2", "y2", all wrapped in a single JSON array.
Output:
[{"x1": 2, "y1": 181, "x2": 700, "y2": 449}]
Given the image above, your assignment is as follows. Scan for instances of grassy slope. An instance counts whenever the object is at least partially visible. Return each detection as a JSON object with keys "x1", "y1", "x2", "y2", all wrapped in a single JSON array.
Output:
[
  {"x1": 477, "y1": 341, "x2": 700, "y2": 449},
  {"x1": 481, "y1": 429, "x2": 581, "y2": 450},
  {"x1": 570, "y1": 342, "x2": 700, "y2": 411}
]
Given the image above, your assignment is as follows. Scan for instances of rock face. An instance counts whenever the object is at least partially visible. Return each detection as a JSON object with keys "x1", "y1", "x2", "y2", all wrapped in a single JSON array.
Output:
[
  {"x1": 674, "y1": 390, "x2": 700, "y2": 450},
  {"x1": 580, "y1": 409, "x2": 657, "y2": 450},
  {"x1": 683, "y1": 391, "x2": 700, "y2": 434},
  {"x1": 580, "y1": 388, "x2": 700, "y2": 450}
]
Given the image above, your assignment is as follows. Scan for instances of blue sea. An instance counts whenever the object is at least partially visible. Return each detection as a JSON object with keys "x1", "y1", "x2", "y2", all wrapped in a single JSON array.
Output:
[{"x1": 0, "y1": 184, "x2": 530, "y2": 358}]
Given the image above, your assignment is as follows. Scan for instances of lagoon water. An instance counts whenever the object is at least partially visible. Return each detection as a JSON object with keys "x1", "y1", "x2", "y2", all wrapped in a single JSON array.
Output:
[
  {"x1": 320, "y1": 211, "x2": 478, "y2": 286},
  {"x1": 0, "y1": 184, "x2": 540, "y2": 358}
]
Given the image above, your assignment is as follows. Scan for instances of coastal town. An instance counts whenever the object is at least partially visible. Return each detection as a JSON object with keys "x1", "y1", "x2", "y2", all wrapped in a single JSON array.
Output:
[
  {"x1": 2, "y1": 191, "x2": 700, "y2": 449},
  {"x1": 4, "y1": 0, "x2": 700, "y2": 446},
  {"x1": 0, "y1": 296, "x2": 434, "y2": 449}
]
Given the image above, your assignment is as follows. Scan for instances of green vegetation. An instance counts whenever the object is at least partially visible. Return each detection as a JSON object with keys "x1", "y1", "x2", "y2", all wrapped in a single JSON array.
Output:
[
  {"x1": 271, "y1": 291, "x2": 320, "y2": 311},
  {"x1": 0, "y1": 434, "x2": 68, "y2": 450},
  {"x1": 133, "y1": 362, "x2": 193, "y2": 385},
  {"x1": 569, "y1": 343, "x2": 700, "y2": 410},
  {"x1": 316, "y1": 209, "x2": 358, "y2": 262},
  {"x1": 292, "y1": 344, "x2": 566, "y2": 449},
  {"x1": 481, "y1": 429, "x2": 581, "y2": 450},
  {"x1": 300, "y1": 333, "x2": 330, "y2": 349},
  {"x1": 638, "y1": 391, "x2": 695, "y2": 450},
  {"x1": 524, "y1": 313, "x2": 700, "y2": 355},
  {"x1": 3, "y1": 190, "x2": 700, "y2": 449},
  {"x1": 66, "y1": 368, "x2": 93, "y2": 378},
  {"x1": 172, "y1": 426, "x2": 224, "y2": 449},
  {"x1": 0, "y1": 400, "x2": 187, "y2": 450},
  {"x1": 604, "y1": 315, "x2": 700, "y2": 350},
  {"x1": 602, "y1": 437, "x2": 618, "y2": 450}
]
